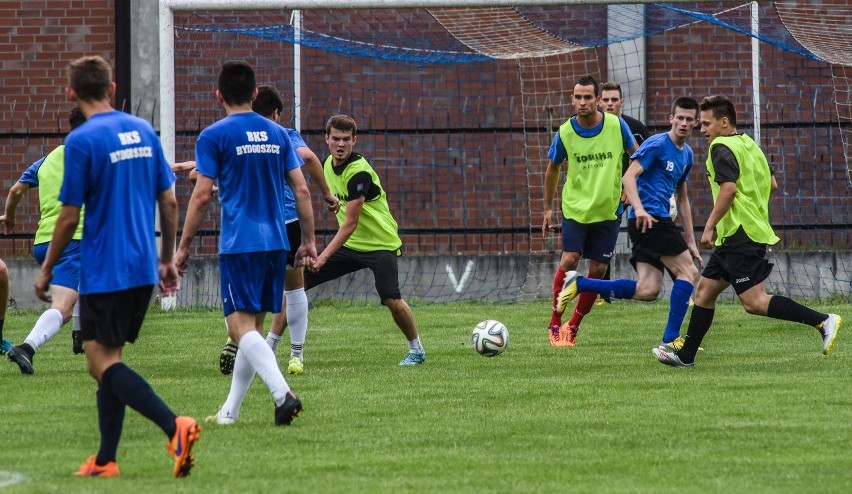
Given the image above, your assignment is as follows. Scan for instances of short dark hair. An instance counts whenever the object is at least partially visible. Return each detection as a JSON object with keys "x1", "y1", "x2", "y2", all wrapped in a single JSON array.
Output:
[
  {"x1": 325, "y1": 114, "x2": 357, "y2": 136},
  {"x1": 67, "y1": 55, "x2": 112, "y2": 102},
  {"x1": 699, "y1": 95, "x2": 737, "y2": 126},
  {"x1": 576, "y1": 75, "x2": 599, "y2": 97},
  {"x1": 253, "y1": 84, "x2": 284, "y2": 119},
  {"x1": 218, "y1": 60, "x2": 256, "y2": 106},
  {"x1": 672, "y1": 96, "x2": 699, "y2": 118},
  {"x1": 68, "y1": 107, "x2": 86, "y2": 130},
  {"x1": 600, "y1": 81, "x2": 622, "y2": 99}
]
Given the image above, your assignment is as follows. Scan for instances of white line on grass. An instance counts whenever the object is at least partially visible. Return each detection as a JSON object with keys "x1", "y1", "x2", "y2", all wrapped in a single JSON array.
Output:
[{"x1": 0, "y1": 471, "x2": 25, "y2": 489}]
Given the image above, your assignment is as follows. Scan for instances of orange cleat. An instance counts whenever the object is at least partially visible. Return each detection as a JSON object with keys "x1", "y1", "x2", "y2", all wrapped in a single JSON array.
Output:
[
  {"x1": 75, "y1": 455, "x2": 119, "y2": 478},
  {"x1": 167, "y1": 416, "x2": 202, "y2": 478}
]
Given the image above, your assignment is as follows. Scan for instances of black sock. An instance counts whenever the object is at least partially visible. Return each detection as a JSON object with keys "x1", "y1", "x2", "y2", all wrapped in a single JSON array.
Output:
[
  {"x1": 766, "y1": 296, "x2": 826, "y2": 327},
  {"x1": 103, "y1": 363, "x2": 177, "y2": 439},
  {"x1": 95, "y1": 384, "x2": 125, "y2": 465},
  {"x1": 680, "y1": 305, "x2": 715, "y2": 363},
  {"x1": 0, "y1": 318, "x2": 4, "y2": 341}
]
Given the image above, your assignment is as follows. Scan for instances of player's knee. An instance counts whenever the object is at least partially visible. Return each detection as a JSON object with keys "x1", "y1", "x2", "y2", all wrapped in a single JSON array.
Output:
[
  {"x1": 633, "y1": 283, "x2": 660, "y2": 301},
  {"x1": 0, "y1": 259, "x2": 8, "y2": 282}
]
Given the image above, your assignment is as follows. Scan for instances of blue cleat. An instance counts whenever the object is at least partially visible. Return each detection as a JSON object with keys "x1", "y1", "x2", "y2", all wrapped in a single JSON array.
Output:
[
  {"x1": 399, "y1": 350, "x2": 426, "y2": 366},
  {"x1": 0, "y1": 339, "x2": 10, "y2": 355}
]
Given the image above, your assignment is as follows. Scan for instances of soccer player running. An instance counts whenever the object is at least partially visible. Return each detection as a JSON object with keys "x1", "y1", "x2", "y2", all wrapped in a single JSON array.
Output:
[
  {"x1": 305, "y1": 114, "x2": 426, "y2": 365},
  {"x1": 35, "y1": 55, "x2": 200, "y2": 478},
  {"x1": 543, "y1": 75, "x2": 638, "y2": 346},
  {"x1": 176, "y1": 61, "x2": 317, "y2": 425},
  {"x1": 557, "y1": 97, "x2": 703, "y2": 348},
  {"x1": 653, "y1": 95, "x2": 841, "y2": 367},
  {"x1": 215, "y1": 84, "x2": 340, "y2": 379},
  {"x1": 2, "y1": 107, "x2": 86, "y2": 374},
  {"x1": 206, "y1": 85, "x2": 339, "y2": 425},
  {"x1": 596, "y1": 81, "x2": 651, "y2": 304}
]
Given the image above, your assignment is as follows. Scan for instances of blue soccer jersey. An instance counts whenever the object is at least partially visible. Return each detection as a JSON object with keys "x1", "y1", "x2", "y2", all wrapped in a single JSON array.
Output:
[
  {"x1": 195, "y1": 112, "x2": 303, "y2": 254},
  {"x1": 60, "y1": 111, "x2": 176, "y2": 295},
  {"x1": 627, "y1": 132, "x2": 693, "y2": 219},
  {"x1": 282, "y1": 127, "x2": 307, "y2": 223}
]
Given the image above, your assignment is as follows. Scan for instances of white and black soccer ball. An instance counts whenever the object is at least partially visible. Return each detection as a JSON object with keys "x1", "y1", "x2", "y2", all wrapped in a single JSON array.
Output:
[{"x1": 471, "y1": 320, "x2": 509, "y2": 357}]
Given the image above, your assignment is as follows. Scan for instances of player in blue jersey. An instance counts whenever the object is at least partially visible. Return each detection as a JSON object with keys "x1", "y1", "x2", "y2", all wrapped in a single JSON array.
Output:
[
  {"x1": 2, "y1": 107, "x2": 86, "y2": 374},
  {"x1": 34, "y1": 55, "x2": 200, "y2": 478},
  {"x1": 558, "y1": 97, "x2": 703, "y2": 349},
  {"x1": 543, "y1": 75, "x2": 638, "y2": 347},
  {"x1": 176, "y1": 61, "x2": 317, "y2": 426},
  {"x1": 207, "y1": 84, "x2": 338, "y2": 425}
]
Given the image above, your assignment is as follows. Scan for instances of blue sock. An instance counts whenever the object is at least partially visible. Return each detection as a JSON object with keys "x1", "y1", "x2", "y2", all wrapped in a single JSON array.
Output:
[
  {"x1": 576, "y1": 277, "x2": 636, "y2": 300},
  {"x1": 662, "y1": 279, "x2": 694, "y2": 343}
]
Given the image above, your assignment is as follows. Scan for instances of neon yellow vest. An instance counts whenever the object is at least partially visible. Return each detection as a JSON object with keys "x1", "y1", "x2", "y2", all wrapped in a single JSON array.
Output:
[
  {"x1": 557, "y1": 112, "x2": 624, "y2": 223},
  {"x1": 706, "y1": 134, "x2": 779, "y2": 246},
  {"x1": 35, "y1": 145, "x2": 84, "y2": 244},
  {"x1": 323, "y1": 154, "x2": 401, "y2": 252}
]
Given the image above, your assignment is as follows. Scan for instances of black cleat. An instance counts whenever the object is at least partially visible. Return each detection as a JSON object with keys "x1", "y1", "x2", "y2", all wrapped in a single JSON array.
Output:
[
  {"x1": 274, "y1": 391, "x2": 303, "y2": 426},
  {"x1": 72, "y1": 330, "x2": 85, "y2": 355},
  {"x1": 8, "y1": 345, "x2": 35, "y2": 374}
]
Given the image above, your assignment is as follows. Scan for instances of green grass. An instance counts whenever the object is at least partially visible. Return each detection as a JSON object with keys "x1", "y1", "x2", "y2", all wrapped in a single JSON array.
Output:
[{"x1": 0, "y1": 300, "x2": 850, "y2": 493}]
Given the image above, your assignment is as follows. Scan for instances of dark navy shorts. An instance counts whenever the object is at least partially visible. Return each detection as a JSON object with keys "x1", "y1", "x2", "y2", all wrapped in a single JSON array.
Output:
[
  {"x1": 79, "y1": 285, "x2": 153, "y2": 346},
  {"x1": 560, "y1": 217, "x2": 620, "y2": 264}
]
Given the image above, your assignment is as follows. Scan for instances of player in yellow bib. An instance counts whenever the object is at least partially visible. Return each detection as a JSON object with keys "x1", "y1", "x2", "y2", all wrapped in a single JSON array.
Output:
[
  {"x1": 305, "y1": 114, "x2": 426, "y2": 366},
  {"x1": 1, "y1": 107, "x2": 86, "y2": 374},
  {"x1": 654, "y1": 95, "x2": 841, "y2": 367},
  {"x1": 543, "y1": 75, "x2": 638, "y2": 347}
]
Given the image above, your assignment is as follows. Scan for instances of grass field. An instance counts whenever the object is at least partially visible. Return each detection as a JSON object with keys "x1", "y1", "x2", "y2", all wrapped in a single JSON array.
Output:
[{"x1": 0, "y1": 300, "x2": 849, "y2": 493}]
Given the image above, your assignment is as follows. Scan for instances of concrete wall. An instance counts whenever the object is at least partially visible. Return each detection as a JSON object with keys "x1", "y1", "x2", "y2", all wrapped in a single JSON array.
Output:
[{"x1": 6, "y1": 250, "x2": 849, "y2": 311}]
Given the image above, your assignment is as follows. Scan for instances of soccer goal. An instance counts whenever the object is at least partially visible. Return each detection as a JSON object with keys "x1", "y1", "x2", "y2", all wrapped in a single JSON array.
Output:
[{"x1": 159, "y1": 0, "x2": 852, "y2": 307}]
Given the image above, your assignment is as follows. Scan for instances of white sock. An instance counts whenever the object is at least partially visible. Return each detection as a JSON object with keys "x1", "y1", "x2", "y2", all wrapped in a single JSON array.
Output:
[
  {"x1": 285, "y1": 288, "x2": 309, "y2": 359},
  {"x1": 266, "y1": 332, "x2": 281, "y2": 352},
  {"x1": 24, "y1": 308, "x2": 64, "y2": 351},
  {"x1": 238, "y1": 331, "x2": 290, "y2": 406},
  {"x1": 408, "y1": 336, "x2": 423, "y2": 352},
  {"x1": 72, "y1": 302, "x2": 80, "y2": 331},
  {"x1": 219, "y1": 348, "x2": 254, "y2": 420}
]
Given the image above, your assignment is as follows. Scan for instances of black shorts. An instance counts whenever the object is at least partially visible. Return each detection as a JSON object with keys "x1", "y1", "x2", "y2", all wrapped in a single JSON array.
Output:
[
  {"x1": 627, "y1": 217, "x2": 689, "y2": 272},
  {"x1": 702, "y1": 239, "x2": 773, "y2": 295},
  {"x1": 305, "y1": 245, "x2": 402, "y2": 301},
  {"x1": 285, "y1": 220, "x2": 302, "y2": 268},
  {"x1": 79, "y1": 285, "x2": 154, "y2": 346}
]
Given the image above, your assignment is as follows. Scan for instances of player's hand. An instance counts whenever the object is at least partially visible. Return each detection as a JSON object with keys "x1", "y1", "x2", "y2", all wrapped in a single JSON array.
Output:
[
  {"x1": 634, "y1": 210, "x2": 657, "y2": 233},
  {"x1": 324, "y1": 194, "x2": 340, "y2": 214},
  {"x1": 700, "y1": 229, "x2": 716, "y2": 250},
  {"x1": 309, "y1": 253, "x2": 327, "y2": 272},
  {"x1": 159, "y1": 261, "x2": 180, "y2": 295},
  {"x1": 175, "y1": 248, "x2": 190, "y2": 276},
  {"x1": 294, "y1": 243, "x2": 318, "y2": 269},
  {"x1": 542, "y1": 209, "x2": 554, "y2": 237},
  {"x1": 34, "y1": 268, "x2": 53, "y2": 303},
  {"x1": 0, "y1": 214, "x2": 13, "y2": 235},
  {"x1": 688, "y1": 243, "x2": 704, "y2": 269}
]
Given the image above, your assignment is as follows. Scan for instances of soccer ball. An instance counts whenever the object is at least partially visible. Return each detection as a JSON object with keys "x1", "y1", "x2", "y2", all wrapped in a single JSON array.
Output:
[{"x1": 471, "y1": 320, "x2": 509, "y2": 357}]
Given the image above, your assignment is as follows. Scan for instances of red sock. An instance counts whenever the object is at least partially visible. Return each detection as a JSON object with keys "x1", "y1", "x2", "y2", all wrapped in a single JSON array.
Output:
[
  {"x1": 567, "y1": 272, "x2": 601, "y2": 329},
  {"x1": 549, "y1": 267, "x2": 567, "y2": 326}
]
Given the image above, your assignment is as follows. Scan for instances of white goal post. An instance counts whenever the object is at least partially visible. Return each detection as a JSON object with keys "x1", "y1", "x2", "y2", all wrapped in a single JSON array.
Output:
[{"x1": 157, "y1": 0, "x2": 741, "y2": 162}]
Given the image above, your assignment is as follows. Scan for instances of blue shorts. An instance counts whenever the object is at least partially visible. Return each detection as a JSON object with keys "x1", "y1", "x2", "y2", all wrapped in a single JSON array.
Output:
[
  {"x1": 219, "y1": 250, "x2": 287, "y2": 316},
  {"x1": 34, "y1": 240, "x2": 81, "y2": 290},
  {"x1": 561, "y1": 217, "x2": 619, "y2": 264}
]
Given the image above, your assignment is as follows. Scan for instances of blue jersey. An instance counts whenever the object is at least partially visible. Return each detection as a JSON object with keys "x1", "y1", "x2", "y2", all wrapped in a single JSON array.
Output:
[
  {"x1": 60, "y1": 111, "x2": 176, "y2": 295},
  {"x1": 195, "y1": 112, "x2": 303, "y2": 254},
  {"x1": 627, "y1": 132, "x2": 693, "y2": 219},
  {"x1": 282, "y1": 128, "x2": 307, "y2": 223}
]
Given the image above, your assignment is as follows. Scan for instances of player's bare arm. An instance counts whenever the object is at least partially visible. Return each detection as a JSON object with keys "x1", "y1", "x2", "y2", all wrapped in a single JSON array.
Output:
[
  {"x1": 176, "y1": 173, "x2": 216, "y2": 275},
  {"x1": 0, "y1": 181, "x2": 30, "y2": 234},
  {"x1": 622, "y1": 160, "x2": 655, "y2": 233},
  {"x1": 700, "y1": 181, "x2": 737, "y2": 250},
  {"x1": 157, "y1": 188, "x2": 180, "y2": 295},
  {"x1": 675, "y1": 181, "x2": 703, "y2": 268},
  {"x1": 310, "y1": 196, "x2": 363, "y2": 272},
  {"x1": 285, "y1": 166, "x2": 317, "y2": 267},
  {"x1": 542, "y1": 162, "x2": 562, "y2": 235},
  {"x1": 297, "y1": 147, "x2": 340, "y2": 213}
]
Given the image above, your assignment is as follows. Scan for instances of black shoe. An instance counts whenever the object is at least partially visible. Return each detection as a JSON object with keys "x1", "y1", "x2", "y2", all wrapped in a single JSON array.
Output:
[
  {"x1": 274, "y1": 391, "x2": 303, "y2": 426},
  {"x1": 72, "y1": 330, "x2": 85, "y2": 355},
  {"x1": 8, "y1": 344, "x2": 35, "y2": 374}
]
